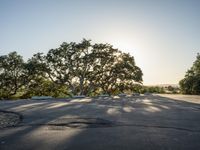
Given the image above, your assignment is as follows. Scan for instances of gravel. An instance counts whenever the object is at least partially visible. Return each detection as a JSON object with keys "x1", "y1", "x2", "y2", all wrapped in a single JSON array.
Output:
[{"x1": 0, "y1": 111, "x2": 21, "y2": 129}]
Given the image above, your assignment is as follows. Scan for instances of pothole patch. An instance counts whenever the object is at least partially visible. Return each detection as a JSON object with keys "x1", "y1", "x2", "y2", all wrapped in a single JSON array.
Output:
[
  {"x1": 0, "y1": 111, "x2": 22, "y2": 129},
  {"x1": 47, "y1": 118, "x2": 115, "y2": 129}
]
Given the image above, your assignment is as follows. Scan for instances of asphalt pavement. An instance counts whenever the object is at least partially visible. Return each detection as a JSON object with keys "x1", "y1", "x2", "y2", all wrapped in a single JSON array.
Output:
[{"x1": 0, "y1": 94, "x2": 200, "y2": 150}]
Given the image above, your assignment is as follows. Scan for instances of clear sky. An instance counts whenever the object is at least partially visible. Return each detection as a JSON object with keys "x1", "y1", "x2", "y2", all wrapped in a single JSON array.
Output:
[{"x1": 0, "y1": 0, "x2": 200, "y2": 85}]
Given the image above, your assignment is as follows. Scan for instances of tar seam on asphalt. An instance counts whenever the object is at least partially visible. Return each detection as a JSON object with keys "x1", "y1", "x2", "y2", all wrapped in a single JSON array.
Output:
[{"x1": 7, "y1": 118, "x2": 200, "y2": 133}]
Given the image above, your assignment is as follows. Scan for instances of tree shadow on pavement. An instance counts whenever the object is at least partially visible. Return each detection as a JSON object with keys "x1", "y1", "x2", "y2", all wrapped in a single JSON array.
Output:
[{"x1": 0, "y1": 95, "x2": 200, "y2": 150}]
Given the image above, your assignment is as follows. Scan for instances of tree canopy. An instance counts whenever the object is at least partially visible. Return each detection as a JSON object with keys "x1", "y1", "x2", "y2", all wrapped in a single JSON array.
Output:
[
  {"x1": 0, "y1": 52, "x2": 26, "y2": 98},
  {"x1": 0, "y1": 39, "x2": 143, "y2": 99},
  {"x1": 179, "y1": 53, "x2": 200, "y2": 95}
]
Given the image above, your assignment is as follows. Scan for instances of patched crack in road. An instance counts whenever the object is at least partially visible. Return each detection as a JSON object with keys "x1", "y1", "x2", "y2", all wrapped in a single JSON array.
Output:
[
  {"x1": 18, "y1": 118, "x2": 116, "y2": 129},
  {"x1": 14, "y1": 117, "x2": 200, "y2": 133}
]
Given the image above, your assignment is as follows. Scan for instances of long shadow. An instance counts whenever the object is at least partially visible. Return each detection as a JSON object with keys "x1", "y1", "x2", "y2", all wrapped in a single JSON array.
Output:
[
  {"x1": 0, "y1": 95, "x2": 200, "y2": 150},
  {"x1": 53, "y1": 95, "x2": 200, "y2": 150}
]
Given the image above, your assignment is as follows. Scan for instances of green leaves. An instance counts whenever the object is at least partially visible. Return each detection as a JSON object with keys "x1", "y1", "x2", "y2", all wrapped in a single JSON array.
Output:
[
  {"x1": 0, "y1": 39, "x2": 143, "y2": 99},
  {"x1": 0, "y1": 52, "x2": 25, "y2": 98},
  {"x1": 179, "y1": 53, "x2": 200, "y2": 94}
]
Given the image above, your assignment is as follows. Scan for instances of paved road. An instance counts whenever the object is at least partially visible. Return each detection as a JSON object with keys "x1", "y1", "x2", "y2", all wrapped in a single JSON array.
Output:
[{"x1": 0, "y1": 94, "x2": 200, "y2": 150}]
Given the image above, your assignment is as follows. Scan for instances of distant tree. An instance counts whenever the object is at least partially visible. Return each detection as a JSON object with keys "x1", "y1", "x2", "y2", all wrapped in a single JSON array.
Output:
[
  {"x1": 45, "y1": 39, "x2": 93, "y2": 95},
  {"x1": 90, "y1": 44, "x2": 143, "y2": 94},
  {"x1": 131, "y1": 84, "x2": 143, "y2": 93},
  {"x1": 71, "y1": 39, "x2": 94, "y2": 95},
  {"x1": 24, "y1": 53, "x2": 47, "y2": 81},
  {"x1": 113, "y1": 52, "x2": 143, "y2": 93},
  {"x1": 22, "y1": 53, "x2": 68, "y2": 98},
  {"x1": 0, "y1": 39, "x2": 143, "y2": 99},
  {"x1": 45, "y1": 39, "x2": 143, "y2": 95},
  {"x1": 0, "y1": 52, "x2": 26, "y2": 98},
  {"x1": 179, "y1": 53, "x2": 200, "y2": 94},
  {"x1": 89, "y1": 43, "x2": 119, "y2": 94},
  {"x1": 22, "y1": 77, "x2": 68, "y2": 98},
  {"x1": 166, "y1": 85, "x2": 179, "y2": 94},
  {"x1": 139, "y1": 86, "x2": 165, "y2": 94}
]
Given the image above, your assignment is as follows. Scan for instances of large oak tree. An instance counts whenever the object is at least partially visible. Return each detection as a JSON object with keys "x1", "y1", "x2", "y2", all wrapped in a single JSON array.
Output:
[{"x1": 0, "y1": 39, "x2": 143, "y2": 98}]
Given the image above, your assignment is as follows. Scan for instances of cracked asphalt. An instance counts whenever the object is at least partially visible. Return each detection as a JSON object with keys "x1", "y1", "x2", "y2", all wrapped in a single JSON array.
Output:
[{"x1": 0, "y1": 94, "x2": 200, "y2": 150}]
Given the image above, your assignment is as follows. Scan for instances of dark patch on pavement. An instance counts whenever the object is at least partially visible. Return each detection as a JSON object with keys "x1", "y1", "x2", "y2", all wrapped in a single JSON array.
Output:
[
  {"x1": 47, "y1": 118, "x2": 115, "y2": 129},
  {"x1": 0, "y1": 110, "x2": 23, "y2": 129}
]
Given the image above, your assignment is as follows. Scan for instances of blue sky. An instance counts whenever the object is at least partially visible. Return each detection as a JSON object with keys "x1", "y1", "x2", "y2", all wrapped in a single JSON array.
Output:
[{"x1": 0, "y1": 0, "x2": 200, "y2": 85}]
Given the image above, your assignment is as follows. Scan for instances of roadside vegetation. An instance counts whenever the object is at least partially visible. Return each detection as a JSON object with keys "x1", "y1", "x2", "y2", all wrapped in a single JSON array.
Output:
[{"x1": 179, "y1": 53, "x2": 200, "y2": 95}]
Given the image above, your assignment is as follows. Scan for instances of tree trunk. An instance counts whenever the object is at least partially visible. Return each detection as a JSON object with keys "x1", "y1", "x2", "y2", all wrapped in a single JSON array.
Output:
[{"x1": 79, "y1": 77, "x2": 84, "y2": 95}]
